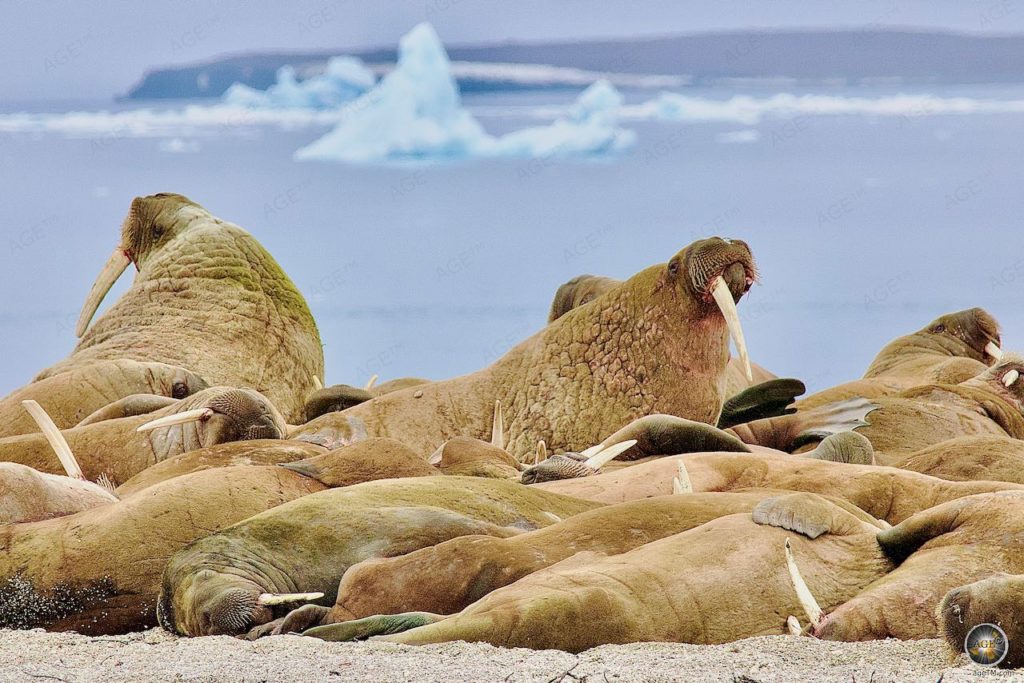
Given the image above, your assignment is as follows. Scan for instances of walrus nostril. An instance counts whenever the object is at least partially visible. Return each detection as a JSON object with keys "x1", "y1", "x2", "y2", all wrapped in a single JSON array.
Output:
[{"x1": 722, "y1": 262, "x2": 749, "y2": 302}]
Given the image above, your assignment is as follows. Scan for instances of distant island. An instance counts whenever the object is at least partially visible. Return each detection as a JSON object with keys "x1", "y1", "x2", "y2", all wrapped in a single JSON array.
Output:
[{"x1": 125, "y1": 29, "x2": 1024, "y2": 100}]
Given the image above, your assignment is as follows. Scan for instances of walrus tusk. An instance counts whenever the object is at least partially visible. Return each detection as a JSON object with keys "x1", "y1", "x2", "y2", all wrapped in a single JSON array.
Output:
[
  {"x1": 583, "y1": 439, "x2": 638, "y2": 470},
  {"x1": 284, "y1": 424, "x2": 302, "y2": 438},
  {"x1": 136, "y1": 407, "x2": 214, "y2": 432},
  {"x1": 986, "y1": 342, "x2": 1003, "y2": 360},
  {"x1": 785, "y1": 539, "x2": 824, "y2": 626},
  {"x1": 364, "y1": 374, "x2": 379, "y2": 391},
  {"x1": 579, "y1": 444, "x2": 603, "y2": 458},
  {"x1": 257, "y1": 592, "x2": 324, "y2": 606},
  {"x1": 1003, "y1": 369, "x2": 1019, "y2": 388},
  {"x1": 710, "y1": 275, "x2": 752, "y2": 382},
  {"x1": 672, "y1": 460, "x2": 692, "y2": 494},
  {"x1": 786, "y1": 615, "x2": 802, "y2": 636},
  {"x1": 21, "y1": 400, "x2": 86, "y2": 481},
  {"x1": 312, "y1": 376, "x2": 323, "y2": 390},
  {"x1": 491, "y1": 400, "x2": 504, "y2": 449},
  {"x1": 535, "y1": 440, "x2": 548, "y2": 466},
  {"x1": 76, "y1": 247, "x2": 131, "y2": 337},
  {"x1": 428, "y1": 444, "x2": 444, "y2": 466}
]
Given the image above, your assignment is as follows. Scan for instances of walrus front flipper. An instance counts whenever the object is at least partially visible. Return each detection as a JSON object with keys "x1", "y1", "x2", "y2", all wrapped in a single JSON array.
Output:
[
  {"x1": 303, "y1": 612, "x2": 442, "y2": 642},
  {"x1": 803, "y1": 432, "x2": 875, "y2": 465},
  {"x1": 753, "y1": 493, "x2": 881, "y2": 539},
  {"x1": 598, "y1": 414, "x2": 750, "y2": 458},
  {"x1": 728, "y1": 398, "x2": 877, "y2": 452},
  {"x1": 876, "y1": 498, "x2": 971, "y2": 563},
  {"x1": 718, "y1": 379, "x2": 806, "y2": 429}
]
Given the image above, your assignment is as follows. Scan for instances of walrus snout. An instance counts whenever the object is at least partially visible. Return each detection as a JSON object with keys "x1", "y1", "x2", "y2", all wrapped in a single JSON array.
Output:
[{"x1": 939, "y1": 574, "x2": 1024, "y2": 668}]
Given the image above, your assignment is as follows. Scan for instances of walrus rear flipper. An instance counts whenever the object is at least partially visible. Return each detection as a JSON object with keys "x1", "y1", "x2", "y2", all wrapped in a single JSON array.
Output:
[
  {"x1": 303, "y1": 612, "x2": 442, "y2": 642},
  {"x1": 597, "y1": 414, "x2": 750, "y2": 459},
  {"x1": 728, "y1": 398, "x2": 877, "y2": 452},
  {"x1": 718, "y1": 379, "x2": 806, "y2": 429},
  {"x1": 753, "y1": 492, "x2": 884, "y2": 539},
  {"x1": 876, "y1": 498, "x2": 971, "y2": 563}
]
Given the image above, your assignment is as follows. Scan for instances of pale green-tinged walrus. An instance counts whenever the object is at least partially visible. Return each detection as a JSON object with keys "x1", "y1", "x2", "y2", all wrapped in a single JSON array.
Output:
[
  {"x1": 814, "y1": 491, "x2": 1024, "y2": 643},
  {"x1": 535, "y1": 448, "x2": 1023, "y2": 524},
  {"x1": 295, "y1": 238, "x2": 758, "y2": 458},
  {"x1": 304, "y1": 493, "x2": 891, "y2": 651},
  {"x1": 157, "y1": 477, "x2": 602, "y2": 637},
  {"x1": 272, "y1": 492, "x2": 776, "y2": 634},
  {"x1": 546, "y1": 272, "x2": 776, "y2": 399},
  {"x1": 796, "y1": 308, "x2": 1002, "y2": 410},
  {"x1": 35, "y1": 193, "x2": 323, "y2": 422},
  {"x1": 0, "y1": 387, "x2": 286, "y2": 484},
  {"x1": 0, "y1": 360, "x2": 208, "y2": 437}
]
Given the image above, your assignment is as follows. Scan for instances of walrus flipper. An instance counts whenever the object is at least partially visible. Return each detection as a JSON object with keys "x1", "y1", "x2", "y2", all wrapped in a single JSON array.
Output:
[
  {"x1": 598, "y1": 414, "x2": 750, "y2": 458},
  {"x1": 303, "y1": 612, "x2": 442, "y2": 642},
  {"x1": 876, "y1": 499, "x2": 970, "y2": 563},
  {"x1": 718, "y1": 378, "x2": 806, "y2": 429},
  {"x1": 790, "y1": 398, "x2": 879, "y2": 451},
  {"x1": 752, "y1": 492, "x2": 878, "y2": 539}
]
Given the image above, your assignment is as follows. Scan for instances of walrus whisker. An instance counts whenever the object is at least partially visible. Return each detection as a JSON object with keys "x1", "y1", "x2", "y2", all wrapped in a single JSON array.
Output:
[
  {"x1": 21, "y1": 400, "x2": 86, "y2": 481},
  {"x1": 364, "y1": 374, "x2": 379, "y2": 391},
  {"x1": 257, "y1": 592, "x2": 325, "y2": 606},
  {"x1": 582, "y1": 439, "x2": 637, "y2": 470},
  {"x1": 786, "y1": 615, "x2": 802, "y2": 635},
  {"x1": 672, "y1": 461, "x2": 693, "y2": 494},
  {"x1": 785, "y1": 539, "x2": 824, "y2": 626},
  {"x1": 710, "y1": 274, "x2": 752, "y2": 382},
  {"x1": 986, "y1": 342, "x2": 1003, "y2": 360},
  {"x1": 76, "y1": 247, "x2": 132, "y2": 337},
  {"x1": 1003, "y1": 369, "x2": 1019, "y2": 387},
  {"x1": 136, "y1": 407, "x2": 214, "y2": 433},
  {"x1": 491, "y1": 400, "x2": 504, "y2": 450}
]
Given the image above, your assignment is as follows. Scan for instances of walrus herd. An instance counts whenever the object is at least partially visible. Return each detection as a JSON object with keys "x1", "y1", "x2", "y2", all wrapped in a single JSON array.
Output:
[{"x1": 2, "y1": 193, "x2": 1024, "y2": 668}]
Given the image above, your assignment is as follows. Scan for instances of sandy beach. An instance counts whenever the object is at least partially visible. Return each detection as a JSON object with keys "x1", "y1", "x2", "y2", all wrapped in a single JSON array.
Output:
[{"x1": 0, "y1": 628, "x2": 1016, "y2": 682}]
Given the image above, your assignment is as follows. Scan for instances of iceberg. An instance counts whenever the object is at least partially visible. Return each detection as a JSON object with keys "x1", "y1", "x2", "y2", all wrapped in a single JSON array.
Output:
[
  {"x1": 223, "y1": 57, "x2": 376, "y2": 110},
  {"x1": 294, "y1": 23, "x2": 635, "y2": 163}
]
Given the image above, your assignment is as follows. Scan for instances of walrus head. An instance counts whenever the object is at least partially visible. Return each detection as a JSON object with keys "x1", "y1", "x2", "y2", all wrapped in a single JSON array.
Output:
[
  {"x1": 922, "y1": 308, "x2": 1002, "y2": 363},
  {"x1": 939, "y1": 574, "x2": 1024, "y2": 668},
  {"x1": 962, "y1": 355, "x2": 1024, "y2": 412},
  {"x1": 76, "y1": 193, "x2": 204, "y2": 337},
  {"x1": 547, "y1": 274, "x2": 621, "y2": 323},
  {"x1": 137, "y1": 387, "x2": 287, "y2": 459}
]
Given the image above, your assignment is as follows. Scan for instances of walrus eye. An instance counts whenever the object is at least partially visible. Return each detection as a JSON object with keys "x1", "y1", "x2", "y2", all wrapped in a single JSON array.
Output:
[
  {"x1": 933, "y1": 324, "x2": 946, "y2": 333},
  {"x1": 667, "y1": 260, "x2": 680, "y2": 276},
  {"x1": 172, "y1": 382, "x2": 189, "y2": 399}
]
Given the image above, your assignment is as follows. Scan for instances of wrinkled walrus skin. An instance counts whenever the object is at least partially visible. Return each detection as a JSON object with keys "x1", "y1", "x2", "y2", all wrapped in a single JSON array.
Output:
[
  {"x1": 535, "y1": 449, "x2": 1023, "y2": 524},
  {"x1": 796, "y1": 308, "x2": 1001, "y2": 410},
  {"x1": 0, "y1": 387, "x2": 286, "y2": 485},
  {"x1": 0, "y1": 465, "x2": 324, "y2": 634},
  {"x1": 0, "y1": 462, "x2": 115, "y2": 524},
  {"x1": 938, "y1": 573, "x2": 1024, "y2": 668},
  {"x1": 815, "y1": 491, "x2": 1024, "y2": 643},
  {"x1": 320, "y1": 494, "x2": 890, "y2": 652},
  {"x1": 158, "y1": 477, "x2": 602, "y2": 637},
  {"x1": 0, "y1": 360, "x2": 208, "y2": 438},
  {"x1": 35, "y1": 193, "x2": 323, "y2": 423},
  {"x1": 887, "y1": 435, "x2": 1024, "y2": 484},
  {"x1": 296, "y1": 238, "x2": 757, "y2": 458}
]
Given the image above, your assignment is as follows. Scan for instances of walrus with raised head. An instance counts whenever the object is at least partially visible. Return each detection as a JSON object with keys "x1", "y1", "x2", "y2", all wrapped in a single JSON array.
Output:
[
  {"x1": 157, "y1": 477, "x2": 601, "y2": 637},
  {"x1": 296, "y1": 238, "x2": 758, "y2": 458},
  {"x1": 0, "y1": 387, "x2": 286, "y2": 484},
  {"x1": 303, "y1": 493, "x2": 892, "y2": 651},
  {"x1": 33, "y1": 193, "x2": 323, "y2": 422}
]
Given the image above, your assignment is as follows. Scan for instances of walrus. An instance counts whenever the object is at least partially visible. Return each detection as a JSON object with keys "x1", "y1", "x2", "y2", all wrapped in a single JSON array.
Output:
[
  {"x1": 0, "y1": 387, "x2": 286, "y2": 484},
  {"x1": 887, "y1": 435, "x2": 1024, "y2": 485},
  {"x1": 535, "y1": 447, "x2": 1023, "y2": 524},
  {"x1": 939, "y1": 574, "x2": 1024, "y2": 668},
  {"x1": 0, "y1": 360, "x2": 207, "y2": 437},
  {"x1": 0, "y1": 462, "x2": 116, "y2": 524},
  {"x1": 295, "y1": 238, "x2": 758, "y2": 458},
  {"x1": 814, "y1": 491, "x2": 1024, "y2": 643},
  {"x1": 303, "y1": 377, "x2": 432, "y2": 422},
  {"x1": 797, "y1": 308, "x2": 1002, "y2": 410},
  {"x1": 157, "y1": 477, "x2": 602, "y2": 637},
  {"x1": 273, "y1": 491, "x2": 778, "y2": 634},
  {"x1": 34, "y1": 193, "x2": 323, "y2": 422},
  {"x1": 304, "y1": 493, "x2": 891, "y2": 651},
  {"x1": 546, "y1": 272, "x2": 776, "y2": 399}
]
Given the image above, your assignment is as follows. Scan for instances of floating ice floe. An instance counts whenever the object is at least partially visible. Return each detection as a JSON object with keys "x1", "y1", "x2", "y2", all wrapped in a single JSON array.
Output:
[
  {"x1": 294, "y1": 23, "x2": 635, "y2": 163},
  {"x1": 223, "y1": 57, "x2": 376, "y2": 109}
]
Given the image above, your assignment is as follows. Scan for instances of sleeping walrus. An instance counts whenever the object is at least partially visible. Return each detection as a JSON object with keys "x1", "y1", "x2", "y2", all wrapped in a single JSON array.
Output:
[
  {"x1": 294, "y1": 238, "x2": 757, "y2": 458},
  {"x1": 303, "y1": 493, "x2": 892, "y2": 651}
]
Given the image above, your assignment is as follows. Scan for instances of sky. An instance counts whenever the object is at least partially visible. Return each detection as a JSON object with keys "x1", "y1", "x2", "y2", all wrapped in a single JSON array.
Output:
[{"x1": 3, "y1": 0, "x2": 1024, "y2": 101}]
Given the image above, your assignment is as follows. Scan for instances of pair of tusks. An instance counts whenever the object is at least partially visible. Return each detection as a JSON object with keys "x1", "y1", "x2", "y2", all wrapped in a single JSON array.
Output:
[
  {"x1": 579, "y1": 439, "x2": 638, "y2": 470},
  {"x1": 19, "y1": 400, "x2": 118, "y2": 501},
  {"x1": 986, "y1": 342, "x2": 1003, "y2": 361},
  {"x1": 710, "y1": 275, "x2": 752, "y2": 382},
  {"x1": 1003, "y1": 368, "x2": 1020, "y2": 388},
  {"x1": 257, "y1": 591, "x2": 324, "y2": 606}
]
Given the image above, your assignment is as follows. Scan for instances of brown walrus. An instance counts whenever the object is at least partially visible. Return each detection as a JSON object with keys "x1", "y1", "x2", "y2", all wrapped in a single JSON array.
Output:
[
  {"x1": 796, "y1": 308, "x2": 1001, "y2": 410},
  {"x1": 303, "y1": 377, "x2": 431, "y2": 422},
  {"x1": 34, "y1": 193, "x2": 323, "y2": 422},
  {"x1": 814, "y1": 491, "x2": 1024, "y2": 643},
  {"x1": 295, "y1": 238, "x2": 758, "y2": 458},
  {"x1": 887, "y1": 435, "x2": 1024, "y2": 484},
  {"x1": 0, "y1": 387, "x2": 285, "y2": 484},
  {"x1": 939, "y1": 574, "x2": 1024, "y2": 668},
  {"x1": 0, "y1": 360, "x2": 207, "y2": 438},
  {"x1": 157, "y1": 477, "x2": 601, "y2": 637},
  {"x1": 0, "y1": 462, "x2": 116, "y2": 524},
  {"x1": 546, "y1": 272, "x2": 776, "y2": 398},
  {"x1": 303, "y1": 493, "x2": 891, "y2": 651}
]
